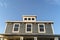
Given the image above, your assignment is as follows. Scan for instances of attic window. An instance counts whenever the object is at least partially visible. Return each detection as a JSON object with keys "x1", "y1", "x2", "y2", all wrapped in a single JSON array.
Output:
[
  {"x1": 28, "y1": 18, "x2": 31, "y2": 20},
  {"x1": 14, "y1": 24, "x2": 19, "y2": 31},
  {"x1": 32, "y1": 18, "x2": 34, "y2": 20},
  {"x1": 24, "y1": 18, "x2": 27, "y2": 20},
  {"x1": 26, "y1": 23, "x2": 32, "y2": 33},
  {"x1": 13, "y1": 23, "x2": 20, "y2": 33},
  {"x1": 38, "y1": 24, "x2": 45, "y2": 33}
]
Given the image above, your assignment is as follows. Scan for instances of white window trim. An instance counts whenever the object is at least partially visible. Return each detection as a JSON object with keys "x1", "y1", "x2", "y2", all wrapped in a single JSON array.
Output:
[
  {"x1": 38, "y1": 24, "x2": 46, "y2": 33},
  {"x1": 12, "y1": 23, "x2": 20, "y2": 33},
  {"x1": 25, "y1": 23, "x2": 32, "y2": 33}
]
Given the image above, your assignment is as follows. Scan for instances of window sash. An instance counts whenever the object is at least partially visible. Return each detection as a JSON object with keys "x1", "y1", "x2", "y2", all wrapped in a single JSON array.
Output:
[
  {"x1": 26, "y1": 23, "x2": 32, "y2": 33},
  {"x1": 39, "y1": 25, "x2": 44, "y2": 32},
  {"x1": 38, "y1": 24, "x2": 45, "y2": 33},
  {"x1": 13, "y1": 23, "x2": 20, "y2": 32},
  {"x1": 14, "y1": 24, "x2": 19, "y2": 31},
  {"x1": 27, "y1": 24, "x2": 31, "y2": 31},
  {"x1": 14, "y1": 28, "x2": 18, "y2": 31}
]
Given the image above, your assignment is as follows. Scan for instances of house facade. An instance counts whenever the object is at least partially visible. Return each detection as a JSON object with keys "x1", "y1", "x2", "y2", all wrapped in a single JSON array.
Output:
[{"x1": 0, "y1": 15, "x2": 60, "y2": 40}]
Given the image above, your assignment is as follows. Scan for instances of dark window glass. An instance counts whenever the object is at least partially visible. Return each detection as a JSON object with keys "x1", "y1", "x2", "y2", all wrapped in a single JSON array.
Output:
[
  {"x1": 27, "y1": 24, "x2": 31, "y2": 31},
  {"x1": 28, "y1": 18, "x2": 31, "y2": 20},
  {"x1": 24, "y1": 18, "x2": 27, "y2": 20},
  {"x1": 39, "y1": 25, "x2": 44, "y2": 32},
  {"x1": 32, "y1": 18, "x2": 34, "y2": 20},
  {"x1": 14, "y1": 24, "x2": 19, "y2": 31},
  {"x1": 50, "y1": 38, "x2": 54, "y2": 40}
]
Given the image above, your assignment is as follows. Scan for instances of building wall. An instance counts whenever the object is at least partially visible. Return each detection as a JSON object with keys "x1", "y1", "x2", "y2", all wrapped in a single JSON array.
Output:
[{"x1": 5, "y1": 22, "x2": 53, "y2": 35}]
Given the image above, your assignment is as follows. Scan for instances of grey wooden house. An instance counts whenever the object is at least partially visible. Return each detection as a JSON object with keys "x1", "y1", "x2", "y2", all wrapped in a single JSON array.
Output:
[{"x1": 0, "y1": 15, "x2": 60, "y2": 40}]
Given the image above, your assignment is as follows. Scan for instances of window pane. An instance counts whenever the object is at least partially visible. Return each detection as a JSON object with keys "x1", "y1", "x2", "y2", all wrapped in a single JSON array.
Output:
[
  {"x1": 24, "y1": 18, "x2": 27, "y2": 20},
  {"x1": 39, "y1": 25, "x2": 44, "y2": 28},
  {"x1": 14, "y1": 24, "x2": 19, "y2": 31},
  {"x1": 32, "y1": 18, "x2": 34, "y2": 20},
  {"x1": 15, "y1": 24, "x2": 19, "y2": 28},
  {"x1": 40, "y1": 28, "x2": 44, "y2": 31},
  {"x1": 39, "y1": 25, "x2": 44, "y2": 32},
  {"x1": 28, "y1": 18, "x2": 31, "y2": 20},
  {"x1": 27, "y1": 25, "x2": 31, "y2": 27},
  {"x1": 14, "y1": 28, "x2": 18, "y2": 31},
  {"x1": 27, "y1": 28, "x2": 31, "y2": 31},
  {"x1": 27, "y1": 24, "x2": 31, "y2": 31}
]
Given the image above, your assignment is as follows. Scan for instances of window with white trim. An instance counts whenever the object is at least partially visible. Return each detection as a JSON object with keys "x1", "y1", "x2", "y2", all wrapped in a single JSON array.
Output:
[
  {"x1": 24, "y1": 18, "x2": 27, "y2": 20},
  {"x1": 26, "y1": 23, "x2": 32, "y2": 33},
  {"x1": 32, "y1": 18, "x2": 34, "y2": 20},
  {"x1": 13, "y1": 23, "x2": 20, "y2": 32},
  {"x1": 28, "y1": 18, "x2": 31, "y2": 20},
  {"x1": 24, "y1": 17, "x2": 36, "y2": 21},
  {"x1": 38, "y1": 24, "x2": 45, "y2": 33}
]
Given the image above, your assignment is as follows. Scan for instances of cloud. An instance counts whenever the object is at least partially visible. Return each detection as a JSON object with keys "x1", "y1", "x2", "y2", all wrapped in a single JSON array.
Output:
[
  {"x1": 0, "y1": 0, "x2": 7, "y2": 8},
  {"x1": 45, "y1": 0, "x2": 60, "y2": 5}
]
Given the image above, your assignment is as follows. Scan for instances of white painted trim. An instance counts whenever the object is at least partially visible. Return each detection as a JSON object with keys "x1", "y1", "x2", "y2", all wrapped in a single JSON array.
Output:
[
  {"x1": 6, "y1": 21, "x2": 53, "y2": 23},
  {"x1": 25, "y1": 23, "x2": 32, "y2": 33},
  {"x1": 12, "y1": 23, "x2": 20, "y2": 33},
  {"x1": 22, "y1": 15, "x2": 37, "y2": 17},
  {"x1": 51, "y1": 24, "x2": 54, "y2": 34},
  {"x1": 38, "y1": 24, "x2": 46, "y2": 33}
]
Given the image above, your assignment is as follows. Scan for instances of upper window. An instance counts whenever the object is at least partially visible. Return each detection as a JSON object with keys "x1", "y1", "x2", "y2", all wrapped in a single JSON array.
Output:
[
  {"x1": 13, "y1": 23, "x2": 20, "y2": 32},
  {"x1": 24, "y1": 18, "x2": 27, "y2": 20},
  {"x1": 38, "y1": 24, "x2": 45, "y2": 33},
  {"x1": 32, "y1": 18, "x2": 34, "y2": 20},
  {"x1": 26, "y1": 23, "x2": 32, "y2": 33},
  {"x1": 28, "y1": 18, "x2": 31, "y2": 20},
  {"x1": 24, "y1": 17, "x2": 36, "y2": 21}
]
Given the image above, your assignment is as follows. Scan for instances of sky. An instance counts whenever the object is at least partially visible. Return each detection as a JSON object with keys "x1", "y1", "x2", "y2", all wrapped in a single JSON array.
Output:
[{"x1": 0, "y1": 0, "x2": 60, "y2": 34}]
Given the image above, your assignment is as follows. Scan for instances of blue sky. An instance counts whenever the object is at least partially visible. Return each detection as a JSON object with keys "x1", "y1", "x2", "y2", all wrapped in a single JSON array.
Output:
[{"x1": 0, "y1": 0, "x2": 60, "y2": 34}]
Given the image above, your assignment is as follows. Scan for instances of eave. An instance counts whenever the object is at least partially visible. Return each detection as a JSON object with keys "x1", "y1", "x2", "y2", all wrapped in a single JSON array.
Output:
[{"x1": 5, "y1": 21, "x2": 54, "y2": 24}]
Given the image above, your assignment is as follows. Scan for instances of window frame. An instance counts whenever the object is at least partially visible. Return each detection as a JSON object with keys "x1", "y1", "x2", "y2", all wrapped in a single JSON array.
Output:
[
  {"x1": 25, "y1": 23, "x2": 32, "y2": 33},
  {"x1": 32, "y1": 18, "x2": 34, "y2": 20},
  {"x1": 38, "y1": 24, "x2": 45, "y2": 33},
  {"x1": 12, "y1": 23, "x2": 20, "y2": 33},
  {"x1": 28, "y1": 18, "x2": 31, "y2": 20},
  {"x1": 23, "y1": 17, "x2": 36, "y2": 21},
  {"x1": 24, "y1": 18, "x2": 27, "y2": 20}
]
